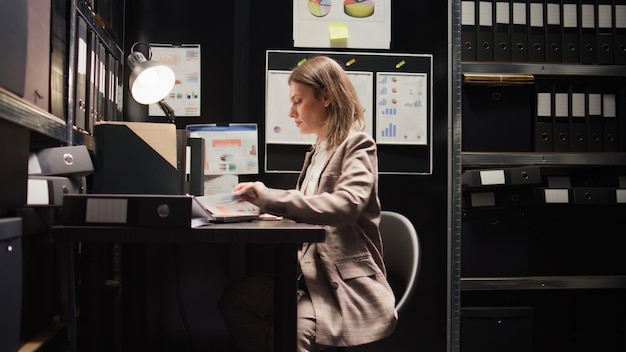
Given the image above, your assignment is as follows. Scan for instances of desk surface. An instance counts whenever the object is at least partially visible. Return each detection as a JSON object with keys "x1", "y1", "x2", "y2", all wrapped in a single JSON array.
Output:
[{"x1": 52, "y1": 220, "x2": 326, "y2": 244}]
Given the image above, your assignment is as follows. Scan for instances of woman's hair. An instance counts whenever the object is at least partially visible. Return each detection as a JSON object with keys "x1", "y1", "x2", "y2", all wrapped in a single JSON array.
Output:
[{"x1": 288, "y1": 56, "x2": 365, "y2": 150}]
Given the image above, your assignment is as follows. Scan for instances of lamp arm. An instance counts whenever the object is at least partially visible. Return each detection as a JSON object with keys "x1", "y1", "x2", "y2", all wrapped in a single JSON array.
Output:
[{"x1": 157, "y1": 99, "x2": 176, "y2": 123}]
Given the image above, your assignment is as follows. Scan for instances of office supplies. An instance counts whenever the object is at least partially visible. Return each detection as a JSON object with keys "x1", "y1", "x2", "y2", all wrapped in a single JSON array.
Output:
[
  {"x1": 493, "y1": 1, "x2": 512, "y2": 61},
  {"x1": 510, "y1": 0, "x2": 529, "y2": 62},
  {"x1": 534, "y1": 81, "x2": 553, "y2": 151},
  {"x1": 0, "y1": 0, "x2": 27, "y2": 97},
  {"x1": 569, "y1": 82, "x2": 587, "y2": 152},
  {"x1": 579, "y1": 0, "x2": 597, "y2": 64},
  {"x1": 93, "y1": 122, "x2": 180, "y2": 195},
  {"x1": 602, "y1": 91, "x2": 618, "y2": 151},
  {"x1": 477, "y1": 0, "x2": 495, "y2": 61},
  {"x1": 0, "y1": 218, "x2": 22, "y2": 352},
  {"x1": 61, "y1": 194, "x2": 197, "y2": 228},
  {"x1": 552, "y1": 80, "x2": 570, "y2": 151},
  {"x1": 528, "y1": 0, "x2": 545, "y2": 62},
  {"x1": 561, "y1": 0, "x2": 580, "y2": 63},
  {"x1": 27, "y1": 176, "x2": 84, "y2": 206},
  {"x1": 596, "y1": 0, "x2": 614, "y2": 64},
  {"x1": 74, "y1": 16, "x2": 88, "y2": 130},
  {"x1": 28, "y1": 145, "x2": 94, "y2": 177},
  {"x1": 462, "y1": 0, "x2": 478, "y2": 61},
  {"x1": 544, "y1": 0, "x2": 562, "y2": 62},
  {"x1": 193, "y1": 193, "x2": 260, "y2": 223},
  {"x1": 615, "y1": 0, "x2": 626, "y2": 64},
  {"x1": 586, "y1": 82, "x2": 604, "y2": 151}
]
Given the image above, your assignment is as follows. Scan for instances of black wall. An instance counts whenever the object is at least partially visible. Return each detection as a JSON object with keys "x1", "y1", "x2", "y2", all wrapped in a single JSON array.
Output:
[{"x1": 124, "y1": 1, "x2": 449, "y2": 350}]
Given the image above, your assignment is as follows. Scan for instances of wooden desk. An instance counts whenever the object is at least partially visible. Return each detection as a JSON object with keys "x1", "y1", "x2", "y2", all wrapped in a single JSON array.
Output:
[{"x1": 52, "y1": 221, "x2": 325, "y2": 352}]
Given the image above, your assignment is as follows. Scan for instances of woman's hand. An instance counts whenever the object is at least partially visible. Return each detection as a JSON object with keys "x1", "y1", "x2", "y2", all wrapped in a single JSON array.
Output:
[{"x1": 232, "y1": 181, "x2": 267, "y2": 204}]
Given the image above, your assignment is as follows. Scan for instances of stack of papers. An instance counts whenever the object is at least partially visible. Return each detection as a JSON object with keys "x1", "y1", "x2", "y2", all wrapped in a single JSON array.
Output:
[{"x1": 192, "y1": 193, "x2": 260, "y2": 225}]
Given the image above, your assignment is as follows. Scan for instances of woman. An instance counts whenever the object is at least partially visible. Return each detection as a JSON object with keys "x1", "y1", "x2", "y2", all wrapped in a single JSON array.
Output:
[{"x1": 219, "y1": 56, "x2": 397, "y2": 351}]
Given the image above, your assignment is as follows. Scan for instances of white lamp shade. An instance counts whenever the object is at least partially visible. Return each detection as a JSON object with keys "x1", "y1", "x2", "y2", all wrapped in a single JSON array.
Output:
[{"x1": 127, "y1": 51, "x2": 175, "y2": 105}]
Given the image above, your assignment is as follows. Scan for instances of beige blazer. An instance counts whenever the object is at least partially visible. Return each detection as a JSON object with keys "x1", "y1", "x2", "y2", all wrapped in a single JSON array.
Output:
[{"x1": 256, "y1": 131, "x2": 398, "y2": 347}]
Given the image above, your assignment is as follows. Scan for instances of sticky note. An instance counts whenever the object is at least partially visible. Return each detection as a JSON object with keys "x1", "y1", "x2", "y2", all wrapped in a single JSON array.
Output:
[{"x1": 329, "y1": 22, "x2": 349, "y2": 41}]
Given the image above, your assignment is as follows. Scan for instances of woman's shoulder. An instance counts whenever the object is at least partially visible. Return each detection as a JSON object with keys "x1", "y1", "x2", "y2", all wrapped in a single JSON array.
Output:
[{"x1": 344, "y1": 130, "x2": 376, "y2": 146}]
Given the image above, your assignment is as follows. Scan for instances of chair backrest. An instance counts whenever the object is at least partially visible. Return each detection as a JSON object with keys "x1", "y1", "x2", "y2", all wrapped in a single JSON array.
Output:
[{"x1": 380, "y1": 211, "x2": 420, "y2": 313}]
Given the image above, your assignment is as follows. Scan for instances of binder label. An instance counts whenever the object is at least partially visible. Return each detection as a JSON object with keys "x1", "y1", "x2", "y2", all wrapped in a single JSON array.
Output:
[
  {"x1": 479, "y1": 169, "x2": 506, "y2": 185},
  {"x1": 86, "y1": 198, "x2": 128, "y2": 223}
]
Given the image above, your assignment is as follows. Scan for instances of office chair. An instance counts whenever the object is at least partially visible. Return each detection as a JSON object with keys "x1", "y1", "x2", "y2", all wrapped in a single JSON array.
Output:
[{"x1": 336, "y1": 210, "x2": 421, "y2": 350}]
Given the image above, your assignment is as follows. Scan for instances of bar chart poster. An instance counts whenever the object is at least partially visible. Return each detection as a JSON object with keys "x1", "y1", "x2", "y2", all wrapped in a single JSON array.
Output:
[{"x1": 375, "y1": 72, "x2": 428, "y2": 145}]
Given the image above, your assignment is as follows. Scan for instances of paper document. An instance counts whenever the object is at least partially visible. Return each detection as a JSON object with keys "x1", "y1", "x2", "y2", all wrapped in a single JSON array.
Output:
[{"x1": 192, "y1": 193, "x2": 260, "y2": 224}]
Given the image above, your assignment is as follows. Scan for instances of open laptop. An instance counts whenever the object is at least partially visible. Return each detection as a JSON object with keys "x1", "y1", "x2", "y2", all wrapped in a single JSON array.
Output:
[{"x1": 192, "y1": 193, "x2": 260, "y2": 223}]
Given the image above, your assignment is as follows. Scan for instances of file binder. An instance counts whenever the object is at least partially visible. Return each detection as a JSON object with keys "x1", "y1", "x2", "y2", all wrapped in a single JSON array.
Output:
[
  {"x1": 74, "y1": 16, "x2": 88, "y2": 131},
  {"x1": 24, "y1": 0, "x2": 51, "y2": 111},
  {"x1": 552, "y1": 81, "x2": 570, "y2": 151},
  {"x1": 615, "y1": 0, "x2": 626, "y2": 64},
  {"x1": 27, "y1": 176, "x2": 84, "y2": 206},
  {"x1": 462, "y1": 0, "x2": 478, "y2": 61},
  {"x1": 602, "y1": 91, "x2": 618, "y2": 151},
  {"x1": 510, "y1": 0, "x2": 529, "y2": 62},
  {"x1": 87, "y1": 30, "x2": 98, "y2": 132},
  {"x1": 586, "y1": 83, "x2": 604, "y2": 151},
  {"x1": 528, "y1": 1, "x2": 545, "y2": 62},
  {"x1": 596, "y1": 0, "x2": 614, "y2": 64},
  {"x1": 477, "y1": 0, "x2": 495, "y2": 61},
  {"x1": 579, "y1": 0, "x2": 597, "y2": 64},
  {"x1": 544, "y1": 0, "x2": 563, "y2": 62},
  {"x1": 494, "y1": 1, "x2": 512, "y2": 61},
  {"x1": 28, "y1": 145, "x2": 94, "y2": 177},
  {"x1": 462, "y1": 166, "x2": 542, "y2": 189},
  {"x1": 569, "y1": 82, "x2": 587, "y2": 152},
  {"x1": 535, "y1": 81, "x2": 553, "y2": 151},
  {"x1": 561, "y1": 0, "x2": 580, "y2": 62}
]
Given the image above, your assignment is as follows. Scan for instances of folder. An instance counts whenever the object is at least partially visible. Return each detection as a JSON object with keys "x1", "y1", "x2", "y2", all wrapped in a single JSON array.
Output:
[
  {"x1": 552, "y1": 80, "x2": 570, "y2": 151},
  {"x1": 561, "y1": 0, "x2": 580, "y2": 63},
  {"x1": 579, "y1": 0, "x2": 598, "y2": 64},
  {"x1": 596, "y1": 0, "x2": 614, "y2": 64},
  {"x1": 535, "y1": 80, "x2": 553, "y2": 151},
  {"x1": 477, "y1": 0, "x2": 495, "y2": 61},
  {"x1": 602, "y1": 91, "x2": 618, "y2": 151},
  {"x1": 510, "y1": 0, "x2": 529, "y2": 62},
  {"x1": 493, "y1": 1, "x2": 512, "y2": 61},
  {"x1": 615, "y1": 0, "x2": 626, "y2": 64},
  {"x1": 586, "y1": 82, "x2": 604, "y2": 151},
  {"x1": 61, "y1": 194, "x2": 197, "y2": 228},
  {"x1": 462, "y1": 0, "x2": 478, "y2": 61},
  {"x1": 87, "y1": 30, "x2": 98, "y2": 132},
  {"x1": 74, "y1": 16, "x2": 88, "y2": 131},
  {"x1": 544, "y1": 0, "x2": 563, "y2": 62},
  {"x1": 187, "y1": 137, "x2": 206, "y2": 196},
  {"x1": 569, "y1": 82, "x2": 587, "y2": 152},
  {"x1": 528, "y1": 0, "x2": 545, "y2": 62},
  {"x1": 28, "y1": 145, "x2": 94, "y2": 177},
  {"x1": 93, "y1": 122, "x2": 180, "y2": 195},
  {"x1": 27, "y1": 176, "x2": 84, "y2": 206}
]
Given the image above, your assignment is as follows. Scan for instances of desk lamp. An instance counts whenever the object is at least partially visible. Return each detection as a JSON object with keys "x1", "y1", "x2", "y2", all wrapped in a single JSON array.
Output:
[{"x1": 126, "y1": 42, "x2": 176, "y2": 122}]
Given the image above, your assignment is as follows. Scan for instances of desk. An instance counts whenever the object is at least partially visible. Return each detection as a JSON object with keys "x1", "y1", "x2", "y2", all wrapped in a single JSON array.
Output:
[{"x1": 52, "y1": 220, "x2": 325, "y2": 351}]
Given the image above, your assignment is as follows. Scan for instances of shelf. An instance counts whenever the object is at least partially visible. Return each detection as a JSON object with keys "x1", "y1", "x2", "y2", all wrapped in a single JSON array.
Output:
[
  {"x1": 0, "y1": 88, "x2": 86, "y2": 146},
  {"x1": 462, "y1": 152, "x2": 626, "y2": 167},
  {"x1": 461, "y1": 275, "x2": 626, "y2": 291},
  {"x1": 461, "y1": 62, "x2": 626, "y2": 77}
]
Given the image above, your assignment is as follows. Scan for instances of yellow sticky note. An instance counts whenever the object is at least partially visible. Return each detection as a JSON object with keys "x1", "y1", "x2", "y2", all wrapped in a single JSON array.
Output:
[{"x1": 329, "y1": 22, "x2": 349, "y2": 41}]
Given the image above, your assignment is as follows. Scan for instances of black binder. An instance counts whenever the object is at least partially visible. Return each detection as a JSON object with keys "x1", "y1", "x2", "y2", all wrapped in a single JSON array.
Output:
[
  {"x1": 528, "y1": 0, "x2": 545, "y2": 62},
  {"x1": 586, "y1": 82, "x2": 604, "y2": 151},
  {"x1": 494, "y1": 1, "x2": 512, "y2": 61},
  {"x1": 462, "y1": 0, "x2": 478, "y2": 61},
  {"x1": 569, "y1": 82, "x2": 588, "y2": 152},
  {"x1": 477, "y1": 0, "x2": 495, "y2": 61},
  {"x1": 596, "y1": 0, "x2": 614, "y2": 64},
  {"x1": 552, "y1": 80, "x2": 570, "y2": 151},
  {"x1": 615, "y1": 0, "x2": 626, "y2": 64},
  {"x1": 544, "y1": 0, "x2": 563, "y2": 62},
  {"x1": 187, "y1": 137, "x2": 206, "y2": 196},
  {"x1": 534, "y1": 80, "x2": 554, "y2": 151},
  {"x1": 74, "y1": 16, "x2": 88, "y2": 131},
  {"x1": 561, "y1": 0, "x2": 581, "y2": 63},
  {"x1": 579, "y1": 0, "x2": 598, "y2": 64},
  {"x1": 602, "y1": 90, "x2": 618, "y2": 151},
  {"x1": 511, "y1": 0, "x2": 529, "y2": 62}
]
